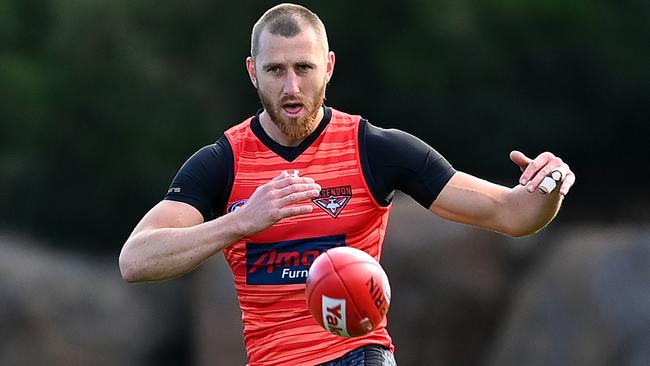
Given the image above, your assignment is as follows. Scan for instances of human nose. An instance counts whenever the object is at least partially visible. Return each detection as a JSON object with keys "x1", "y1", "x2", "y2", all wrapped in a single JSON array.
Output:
[{"x1": 283, "y1": 70, "x2": 300, "y2": 95}]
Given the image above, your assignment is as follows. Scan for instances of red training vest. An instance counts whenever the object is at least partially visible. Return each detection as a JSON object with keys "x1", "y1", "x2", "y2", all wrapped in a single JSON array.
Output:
[{"x1": 223, "y1": 108, "x2": 393, "y2": 365}]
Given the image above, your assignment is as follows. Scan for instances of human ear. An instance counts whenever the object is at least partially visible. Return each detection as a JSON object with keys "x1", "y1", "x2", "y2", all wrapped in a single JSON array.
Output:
[
  {"x1": 246, "y1": 56, "x2": 258, "y2": 88},
  {"x1": 326, "y1": 51, "x2": 335, "y2": 83}
]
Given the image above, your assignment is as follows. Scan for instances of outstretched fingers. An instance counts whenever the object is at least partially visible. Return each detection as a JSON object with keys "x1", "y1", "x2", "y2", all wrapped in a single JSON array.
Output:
[
  {"x1": 271, "y1": 174, "x2": 316, "y2": 189},
  {"x1": 276, "y1": 183, "x2": 321, "y2": 207},
  {"x1": 511, "y1": 151, "x2": 574, "y2": 195},
  {"x1": 559, "y1": 171, "x2": 576, "y2": 196},
  {"x1": 258, "y1": 171, "x2": 321, "y2": 220},
  {"x1": 518, "y1": 152, "x2": 553, "y2": 188},
  {"x1": 277, "y1": 204, "x2": 315, "y2": 219},
  {"x1": 509, "y1": 150, "x2": 532, "y2": 173}
]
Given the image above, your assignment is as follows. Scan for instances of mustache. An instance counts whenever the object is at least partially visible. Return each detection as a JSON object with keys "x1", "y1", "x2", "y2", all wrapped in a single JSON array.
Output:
[{"x1": 279, "y1": 95, "x2": 308, "y2": 106}]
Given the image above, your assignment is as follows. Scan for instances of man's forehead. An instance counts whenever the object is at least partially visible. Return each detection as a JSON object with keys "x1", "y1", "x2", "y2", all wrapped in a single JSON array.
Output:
[{"x1": 256, "y1": 27, "x2": 326, "y2": 61}]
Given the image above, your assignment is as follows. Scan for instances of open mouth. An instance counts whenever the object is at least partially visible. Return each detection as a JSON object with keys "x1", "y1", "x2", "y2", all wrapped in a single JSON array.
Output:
[{"x1": 282, "y1": 102, "x2": 304, "y2": 117}]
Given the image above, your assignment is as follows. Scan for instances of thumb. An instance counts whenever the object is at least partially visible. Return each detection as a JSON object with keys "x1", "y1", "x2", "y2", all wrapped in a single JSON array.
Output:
[{"x1": 509, "y1": 150, "x2": 531, "y2": 171}]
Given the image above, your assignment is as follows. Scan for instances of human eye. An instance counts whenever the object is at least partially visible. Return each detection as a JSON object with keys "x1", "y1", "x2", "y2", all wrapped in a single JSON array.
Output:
[
  {"x1": 265, "y1": 65, "x2": 282, "y2": 74},
  {"x1": 296, "y1": 63, "x2": 313, "y2": 73}
]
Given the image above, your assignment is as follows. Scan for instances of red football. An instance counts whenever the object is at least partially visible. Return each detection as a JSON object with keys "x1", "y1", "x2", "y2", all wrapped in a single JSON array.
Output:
[{"x1": 305, "y1": 246, "x2": 391, "y2": 337}]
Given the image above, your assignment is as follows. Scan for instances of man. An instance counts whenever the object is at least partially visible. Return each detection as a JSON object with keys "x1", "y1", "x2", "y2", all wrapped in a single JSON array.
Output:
[{"x1": 119, "y1": 3, "x2": 575, "y2": 365}]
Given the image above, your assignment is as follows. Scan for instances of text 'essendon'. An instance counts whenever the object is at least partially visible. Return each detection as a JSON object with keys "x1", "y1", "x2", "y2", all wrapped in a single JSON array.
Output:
[{"x1": 316, "y1": 185, "x2": 352, "y2": 199}]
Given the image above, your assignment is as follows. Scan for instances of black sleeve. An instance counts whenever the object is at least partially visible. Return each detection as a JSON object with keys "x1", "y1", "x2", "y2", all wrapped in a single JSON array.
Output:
[
  {"x1": 164, "y1": 136, "x2": 234, "y2": 221},
  {"x1": 360, "y1": 121, "x2": 456, "y2": 208}
]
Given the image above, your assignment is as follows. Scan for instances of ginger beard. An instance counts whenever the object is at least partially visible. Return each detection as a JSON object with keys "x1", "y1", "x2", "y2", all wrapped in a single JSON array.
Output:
[{"x1": 258, "y1": 76, "x2": 327, "y2": 140}]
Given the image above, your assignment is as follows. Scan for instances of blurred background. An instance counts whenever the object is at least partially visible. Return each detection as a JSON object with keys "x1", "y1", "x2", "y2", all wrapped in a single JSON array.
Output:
[{"x1": 1, "y1": 0, "x2": 649, "y2": 365}]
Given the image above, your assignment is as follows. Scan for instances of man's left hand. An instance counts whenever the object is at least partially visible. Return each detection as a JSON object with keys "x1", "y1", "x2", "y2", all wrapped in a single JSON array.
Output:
[{"x1": 510, "y1": 150, "x2": 576, "y2": 196}]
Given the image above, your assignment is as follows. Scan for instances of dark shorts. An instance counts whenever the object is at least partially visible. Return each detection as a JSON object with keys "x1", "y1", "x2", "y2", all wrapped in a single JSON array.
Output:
[{"x1": 318, "y1": 345, "x2": 396, "y2": 366}]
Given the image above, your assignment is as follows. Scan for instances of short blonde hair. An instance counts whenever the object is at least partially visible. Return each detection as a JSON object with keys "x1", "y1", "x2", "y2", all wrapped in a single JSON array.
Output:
[{"x1": 250, "y1": 3, "x2": 329, "y2": 57}]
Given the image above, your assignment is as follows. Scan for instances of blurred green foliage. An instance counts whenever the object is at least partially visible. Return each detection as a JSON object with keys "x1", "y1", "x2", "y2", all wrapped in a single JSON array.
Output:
[{"x1": 1, "y1": 0, "x2": 648, "y2": 252}]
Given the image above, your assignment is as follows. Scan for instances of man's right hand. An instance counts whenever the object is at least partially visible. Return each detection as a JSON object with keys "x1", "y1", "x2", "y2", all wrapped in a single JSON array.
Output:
[
  {"x1": 234, "y1": 170, "x2": 321, "y2": 236},
  {"x1": 119, "y1": 170, "x2": 321, "y2": 282}
]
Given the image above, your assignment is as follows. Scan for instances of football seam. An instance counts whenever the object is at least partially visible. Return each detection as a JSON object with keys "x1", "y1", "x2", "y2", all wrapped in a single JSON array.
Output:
[{"x1": 327, "y1": 254, "x2": 368, "y2": 334}]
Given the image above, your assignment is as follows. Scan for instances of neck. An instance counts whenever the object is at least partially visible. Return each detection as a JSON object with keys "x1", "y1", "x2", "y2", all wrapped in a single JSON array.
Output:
[{"x1": 259, "y1": 106, "x2": 324, "y2": 147}]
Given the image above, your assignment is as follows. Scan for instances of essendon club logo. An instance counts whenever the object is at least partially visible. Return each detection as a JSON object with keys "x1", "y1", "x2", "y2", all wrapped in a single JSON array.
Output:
[
  {"x1": 246, "y1": 235, "x2": 346, "y2": 285},
  {"x1": 312, "y1": 185, "x2": 352, "y2": 218}
]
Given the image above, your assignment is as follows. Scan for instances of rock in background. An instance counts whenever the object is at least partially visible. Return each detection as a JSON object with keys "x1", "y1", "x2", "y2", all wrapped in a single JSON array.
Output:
[
  {"x1": 1, "y1": 196, "x2": 648, "y2": 366},
  {"x1": 488, "y1": 225, "x2": 650, "y2": 366},
  {"x1": 0, "y1": 233, "x2": 191, "y2": 366}
]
